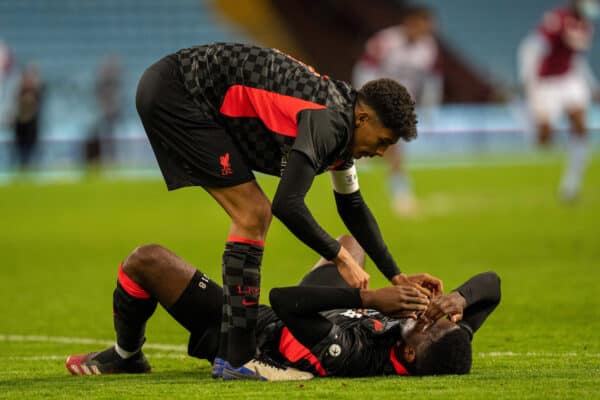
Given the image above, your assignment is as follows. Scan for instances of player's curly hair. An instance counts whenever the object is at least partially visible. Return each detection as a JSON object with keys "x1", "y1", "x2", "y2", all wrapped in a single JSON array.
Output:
[
  {"x1": 413, "y1": 328, "x2": 472, "y2": 375},
  {"x1": 357, "y1": 78, "x2": 418, "y2": 142}
]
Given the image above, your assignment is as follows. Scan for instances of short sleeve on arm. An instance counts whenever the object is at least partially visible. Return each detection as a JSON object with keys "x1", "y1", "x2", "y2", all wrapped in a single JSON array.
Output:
[{"x1": 293, "y1": 108, "x2": 347, "y2": 171}]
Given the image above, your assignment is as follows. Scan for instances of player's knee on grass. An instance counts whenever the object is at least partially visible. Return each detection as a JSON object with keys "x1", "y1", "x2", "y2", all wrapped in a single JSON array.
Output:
[{"x1": 336, "y1": 235, "x2": 366, "y2": 268}]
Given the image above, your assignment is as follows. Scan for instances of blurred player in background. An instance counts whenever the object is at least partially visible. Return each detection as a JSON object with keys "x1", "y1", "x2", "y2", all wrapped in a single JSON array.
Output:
[
  {"x1": 353, "y1": 5, "x2": 442, "y2": 215},
  {"x1": 12, "y1": 64, "x2": 43, "y2": 171},
  {"x1": 66, "y1": 235, "x2": 500, "y2": 379},
  {"x1": 0, "y1": 40, "x2": 13, "y2": 99},
  {"x1": 518, "y1": 0, "x2": 598, "y2": 202},
  {"x1": 135, "y1": 42, "x2": 437, "y2": 380},
  {"x1": 85, "y1": 55, "x2": 123, "y2": 167}
]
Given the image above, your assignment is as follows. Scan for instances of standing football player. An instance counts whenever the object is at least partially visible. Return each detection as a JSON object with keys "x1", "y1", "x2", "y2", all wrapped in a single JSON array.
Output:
[
  {"x1": 353, "y1": 6, "x2": 441, "y2": 215},
  {"x1": 519, "y1": 0, "x2": 598, "y2": 201}
]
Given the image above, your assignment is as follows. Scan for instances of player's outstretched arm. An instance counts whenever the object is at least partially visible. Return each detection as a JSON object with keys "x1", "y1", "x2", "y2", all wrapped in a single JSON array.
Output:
[
  {"x1": 272, "y1": 151, "x2": 369, "y2": 288},
  {"x1": 332, "y1": 173, "x2": 401, "y2": 282}
]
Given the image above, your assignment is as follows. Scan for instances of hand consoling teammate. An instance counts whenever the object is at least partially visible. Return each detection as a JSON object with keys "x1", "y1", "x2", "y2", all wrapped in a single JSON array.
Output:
[
  {"x1": 134, "y1": 42, "x2": 435, "y2": 379},
  {"x1": 65, "y1": 236, "x2": 501, "y2": 379}
]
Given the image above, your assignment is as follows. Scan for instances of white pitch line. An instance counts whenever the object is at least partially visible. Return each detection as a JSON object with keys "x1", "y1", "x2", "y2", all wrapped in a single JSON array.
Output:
[
  {"x1": 4, "y1": 353, "x2": 188, "y2": 361},
  {"x1": 0, "y1": 334, "x2": 185, "y2": 352},
  {"x1": 2, "y1": 334, "x2": 599, "y2": 359}
]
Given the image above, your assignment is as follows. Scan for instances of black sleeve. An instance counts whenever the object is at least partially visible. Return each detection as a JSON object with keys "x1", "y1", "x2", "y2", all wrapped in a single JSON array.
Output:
[
  {"x1": 453, "y1": 271, "x2": 501, "y2": 337},
  {"x1": 269, "y1": 286, "x2": 362, "y2": 349},
  {"x1": 272, "y1": 150, "x2": 341, "y2": 260},
  {"x1": 293, "y1": 109, "x2": 345, "y2": 170},
  {"x1": 335, "y1": 190, "x2": 401, "y2": 280}
]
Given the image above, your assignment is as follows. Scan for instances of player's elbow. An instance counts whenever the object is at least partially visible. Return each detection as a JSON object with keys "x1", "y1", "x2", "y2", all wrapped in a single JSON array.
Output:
[
  {"x1": 270, "y1": 196, "x2": 285, "y2": 220},
  {"x1": 271, "y1": 194, "x2": 300, "y2": 224}
]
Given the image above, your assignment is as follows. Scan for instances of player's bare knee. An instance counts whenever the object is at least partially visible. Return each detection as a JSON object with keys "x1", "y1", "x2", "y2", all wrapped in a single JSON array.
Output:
[
  {"x1": 238, "y1": 201, "x2": 272, "y2": 237},
  {"x1": 337, "y1": 234, "x2": 360, "y2": 249},
  {"x1": 123, "y1": 244, "x2": 168, "y2": 279}
]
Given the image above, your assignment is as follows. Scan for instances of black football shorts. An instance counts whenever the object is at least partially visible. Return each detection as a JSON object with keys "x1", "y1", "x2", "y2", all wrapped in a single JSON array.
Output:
[{"x1": 135, "y1": 55, "x2": 255, "y2": 190}]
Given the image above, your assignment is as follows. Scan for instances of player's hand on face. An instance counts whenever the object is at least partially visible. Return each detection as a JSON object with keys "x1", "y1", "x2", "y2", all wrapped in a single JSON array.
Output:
[
  {"x1": 425, "y1": 291, "x2": 466, "y2": 323},
  {"x1": 361, "y1": 285, "x2": 429, "y2": 316}
]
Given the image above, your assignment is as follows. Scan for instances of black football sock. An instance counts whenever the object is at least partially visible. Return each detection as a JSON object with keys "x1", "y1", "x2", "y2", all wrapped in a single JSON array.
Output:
[
  {"x1": 113, "y1": 264, "x2": 158, "y2": 353},
  {"x1": 220, "y1": 237, "x2": 263, "y2": 368}
]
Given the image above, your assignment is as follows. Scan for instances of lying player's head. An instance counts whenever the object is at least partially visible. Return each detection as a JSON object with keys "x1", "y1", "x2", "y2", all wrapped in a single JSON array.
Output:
[
  {"x1": 398, "y1": 316, "x2": 472, "y2": 375},
  {"x1": 352, "y1": 79, "x2": 417, "y2": 160}
]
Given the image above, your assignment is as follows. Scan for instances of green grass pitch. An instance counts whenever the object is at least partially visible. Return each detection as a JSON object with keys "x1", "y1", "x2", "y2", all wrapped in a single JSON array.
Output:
[{"x1": 0, "y1": 155, "x2": 599, "y2": 399}]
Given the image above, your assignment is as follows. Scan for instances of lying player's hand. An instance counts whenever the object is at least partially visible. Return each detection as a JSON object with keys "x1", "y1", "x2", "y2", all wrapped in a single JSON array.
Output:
[
  {"x1": 425, "y1": 291, "x2": 466, "y2": 323},
  {"x1": 335, "y1": 246, "x2": 370, "y2": 289},
  {"x1": 391, "y1": 273, "x2": 443, "y2": 297},
  {"x1": 360, "y1": 285, "x2": 429, "y2": 315}
]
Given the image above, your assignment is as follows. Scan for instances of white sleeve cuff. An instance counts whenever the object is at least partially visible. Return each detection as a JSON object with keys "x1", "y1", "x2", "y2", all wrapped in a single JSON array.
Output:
[{"x1": 329, "y1": 165, "x2": 359, "y2": 194}]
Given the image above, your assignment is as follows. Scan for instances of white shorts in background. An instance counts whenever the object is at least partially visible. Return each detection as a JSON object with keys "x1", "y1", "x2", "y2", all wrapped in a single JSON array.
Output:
[{"x1": 526, "y1": 72, "x2": 591, "y2": 123}]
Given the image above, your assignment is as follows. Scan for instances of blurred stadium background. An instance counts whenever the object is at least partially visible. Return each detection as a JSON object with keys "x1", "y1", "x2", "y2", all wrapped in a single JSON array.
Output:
[
  {"x1": 0, "y1": 1, "x2": 598, "y2": 399},
  {"x1": 0, "y1": 0, "x2": 599, "y2": 175}
]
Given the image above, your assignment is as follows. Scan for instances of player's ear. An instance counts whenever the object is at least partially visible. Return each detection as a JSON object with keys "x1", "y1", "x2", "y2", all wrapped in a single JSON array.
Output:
[
  {"x1": 400, "y1": 344, "x2": 416, "y2": 363},
  {"x1": 354, "y1": 100, "x2": 371, "y2": 127}
]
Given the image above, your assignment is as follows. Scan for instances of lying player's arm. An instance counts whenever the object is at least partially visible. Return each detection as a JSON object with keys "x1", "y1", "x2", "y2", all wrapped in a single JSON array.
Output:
[
  {"x1": 426, "y1": 271, "x2": 501, "y2": 337},
  {"x1": 270, "y1": 285, "x2": 429, "y2": 348}
]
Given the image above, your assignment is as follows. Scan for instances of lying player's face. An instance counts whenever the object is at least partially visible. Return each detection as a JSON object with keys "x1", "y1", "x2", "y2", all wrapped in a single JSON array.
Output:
[
  {"x1": 402, "y1": 315, "x2": 458, "y2": 351},
  {"x1": 351, "y1": 115, "x2": 397, "y2": 159}
]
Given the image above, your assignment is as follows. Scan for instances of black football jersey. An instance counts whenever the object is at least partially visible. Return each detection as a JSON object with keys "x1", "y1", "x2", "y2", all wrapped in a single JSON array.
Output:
[
  {"x1": 174, "y1": 43, "x2": 356, "y2": 176},
  {"x1": 260, "y1": 308, "x2": 410, "y2": 377}
]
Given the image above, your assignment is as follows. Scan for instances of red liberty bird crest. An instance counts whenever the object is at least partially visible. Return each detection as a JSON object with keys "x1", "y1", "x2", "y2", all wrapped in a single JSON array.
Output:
[{"x1": 220, "y1": 152, "x2": 233, "y2": 175}]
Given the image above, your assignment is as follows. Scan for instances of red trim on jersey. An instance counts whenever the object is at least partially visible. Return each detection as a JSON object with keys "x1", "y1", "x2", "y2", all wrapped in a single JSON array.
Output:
[
  {"x1": 389, "y1": 347, "x2": 410, "y2": 376},
  {"x1": 371, "y1": 319, "x2": 384, "y2": 332},
  {"x1": 220, "y1": 85, "x2": 326, "y2": 137},
  {"x1": 279, "y1": 327, "x2": 327, "y2": 377},
  {"x1": 227, "y1": 235, "x2": 265, "y2": 247},
  {"x1": 118, "y1": 264, "x2": 151, "y2": 299}
]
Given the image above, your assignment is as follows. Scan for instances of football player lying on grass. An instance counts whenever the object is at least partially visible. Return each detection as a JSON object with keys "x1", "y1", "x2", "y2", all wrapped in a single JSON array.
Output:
[{"x1": 66, "y1": 235, "x2": 500, "y2": 380}]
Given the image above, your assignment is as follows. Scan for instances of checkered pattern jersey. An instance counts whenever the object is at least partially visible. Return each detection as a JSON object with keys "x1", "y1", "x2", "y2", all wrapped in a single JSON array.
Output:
[{"x1": 175, "y1": 42, "x2": 356, "y2": 176}]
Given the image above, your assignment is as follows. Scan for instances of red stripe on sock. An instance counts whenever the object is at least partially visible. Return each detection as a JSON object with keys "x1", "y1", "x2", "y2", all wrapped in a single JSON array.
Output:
[
  {"x1": 227, "y1": 235, "x2": 265, "y2": 247},
  {"x1": 118, "y1": 264, "x2": 151, "y2": 299}
]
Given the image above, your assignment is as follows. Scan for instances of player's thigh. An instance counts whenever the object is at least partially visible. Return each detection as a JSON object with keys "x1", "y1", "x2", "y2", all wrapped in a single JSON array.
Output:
[
  {"x1": 564, "y1": 75, "x2": 590, "y2": 133},
  {"x1": 527, "y1": 79, "x2": 562, "y2": 125},
  {"x1": 167, "y1": 271, "x2": 223, "y2": 361}
]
